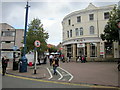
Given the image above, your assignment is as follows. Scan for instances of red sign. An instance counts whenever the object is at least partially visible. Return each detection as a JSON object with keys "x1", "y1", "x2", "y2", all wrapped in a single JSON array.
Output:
[{"x1": 34, "y1": 40, "x2": 40, "y2": 47}]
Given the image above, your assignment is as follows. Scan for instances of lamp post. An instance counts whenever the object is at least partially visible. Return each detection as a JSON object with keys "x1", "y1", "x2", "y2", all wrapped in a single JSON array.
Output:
[{"x1": 19, "y1": 1, "x2": 30, "y2": 72}]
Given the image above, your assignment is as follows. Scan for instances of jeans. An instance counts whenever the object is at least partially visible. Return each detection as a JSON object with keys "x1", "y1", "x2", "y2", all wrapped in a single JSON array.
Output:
[{"x1": 53, "y1": 66, "x2": 57, "y2": 75}]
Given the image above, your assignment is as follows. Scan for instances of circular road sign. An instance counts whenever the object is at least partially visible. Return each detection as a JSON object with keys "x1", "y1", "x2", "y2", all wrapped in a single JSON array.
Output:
[
  {"x1": 34, "y1": 40, "x2": 40, "y2": 47},
  {"x1": 118, "y1": 22, "x2": 120, "y2": 28}
]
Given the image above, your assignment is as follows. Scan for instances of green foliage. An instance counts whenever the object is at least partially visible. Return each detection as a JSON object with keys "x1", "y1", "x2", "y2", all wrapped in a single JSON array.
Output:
[
  {"x1": 26, "y1": 18, "x2": 49, "y2": 53},
  {"x1": 48, "y1": 46, "x2": 57, "y2": 53},
  {"x1": 101, "y1": 6, "x2": 120, "y2": 42}
]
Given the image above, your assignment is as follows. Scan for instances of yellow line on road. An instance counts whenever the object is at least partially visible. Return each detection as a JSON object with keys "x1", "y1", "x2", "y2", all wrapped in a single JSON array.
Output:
[{"x1": 5, "y1": 74, "x2": 119, "y2": 89}]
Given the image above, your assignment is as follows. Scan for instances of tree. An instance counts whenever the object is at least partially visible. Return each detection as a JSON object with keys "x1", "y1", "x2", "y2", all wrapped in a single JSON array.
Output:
[
  {"x1": 48, "y1": 46, "x2": 57, "y2": 53},
  {"x1": 101, "y1": 6, "x2": 120, "y2": 42},
  {"x1": 26, "y1": 18, "x2": 49, "y2": 53}
]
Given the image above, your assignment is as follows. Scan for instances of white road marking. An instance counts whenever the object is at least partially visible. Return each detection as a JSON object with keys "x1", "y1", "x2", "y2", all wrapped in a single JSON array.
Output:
[
  {"x1": 56, "y1": 70, "x2": 63, "y2": 80},
  {"x1": 58, "y1": 67, "x2": 73, "y2": 81},
  {"x1": 47, "y1": 68, "x2": 53, "y2": 80}
]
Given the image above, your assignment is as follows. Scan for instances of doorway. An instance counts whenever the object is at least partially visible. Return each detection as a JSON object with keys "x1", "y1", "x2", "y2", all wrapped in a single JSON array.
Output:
[{"x1": 78, "y1": 48, "x2": 84, "y2": 56}]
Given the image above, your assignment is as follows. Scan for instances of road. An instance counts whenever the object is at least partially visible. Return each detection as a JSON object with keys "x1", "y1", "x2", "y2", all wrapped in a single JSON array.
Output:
[{"x1": 2, "y1": 74, "x2": 91, "y2": 88}]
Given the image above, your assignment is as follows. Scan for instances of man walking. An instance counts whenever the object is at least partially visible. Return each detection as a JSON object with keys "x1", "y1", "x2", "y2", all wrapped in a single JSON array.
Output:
[
  {"x1": 52, "y1": 55, "x2": 59, "y2": 75},
  {"x1": 2, "y1": 56, "x2": 8, "y2": 76}
]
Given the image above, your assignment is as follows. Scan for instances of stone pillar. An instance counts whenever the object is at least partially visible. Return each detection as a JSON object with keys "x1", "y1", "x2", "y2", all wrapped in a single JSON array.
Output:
[
  {"x1": 113, "y1": 42, "x2": 120, "y2": 58},
  {"x1": 87, "y1": 43, "x2": 90, "y2": 60},
  {"x1": 73, "y1": 44, "x2": 76, "y2": 61},
  {"x1": 73, "y1": 44, "x2": 76, "y2": 57},
  {"x1": 97, "y1": 43, "x2": 100, "y2": 58},
  {"x1": 64, "y1": 46, "x2": 67, "y2": 58},
  {"x1": 100, "y1": 41, "x2": 105, "y2": 58}
]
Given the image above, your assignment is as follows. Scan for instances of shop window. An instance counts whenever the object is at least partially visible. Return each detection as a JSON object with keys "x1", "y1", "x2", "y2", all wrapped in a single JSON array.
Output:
[
  {"x1": 105, "y1": 42, "x2": 113, "y2": 55},
  {"x1": 67, "y1": 45, "x2": 72, "y2": 57},
  {"x1": 85, "y1": 44, "x2": 87, "y2": 57},
  {"x1": 90, "y1": 43, "x2": 97, "y2": 57}
]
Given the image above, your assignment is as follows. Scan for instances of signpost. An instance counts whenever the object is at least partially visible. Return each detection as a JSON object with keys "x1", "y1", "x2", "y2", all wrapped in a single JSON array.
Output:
[
  {"x1": 13, "y1": 46, "x2": 18, "y2": 70},
  {"x1": 34, "y1": 40, "x2": 40, "y2": 74}
]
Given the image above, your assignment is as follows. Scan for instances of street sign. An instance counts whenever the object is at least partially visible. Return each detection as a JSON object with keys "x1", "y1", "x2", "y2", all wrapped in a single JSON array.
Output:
[{"x1": 34, "y1": 40, "x2": 40, "y2": 47}]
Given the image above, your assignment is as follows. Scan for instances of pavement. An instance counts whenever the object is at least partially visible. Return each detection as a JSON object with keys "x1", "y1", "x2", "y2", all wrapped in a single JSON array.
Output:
[{"x1": 5, "y1": 59, "x2": 120, "y2": 87}]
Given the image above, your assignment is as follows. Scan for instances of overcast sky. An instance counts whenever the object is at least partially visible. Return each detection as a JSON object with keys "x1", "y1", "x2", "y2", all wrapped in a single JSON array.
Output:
[{"x1": 1, "y1": 0, "x2": 119, "y2": 45}]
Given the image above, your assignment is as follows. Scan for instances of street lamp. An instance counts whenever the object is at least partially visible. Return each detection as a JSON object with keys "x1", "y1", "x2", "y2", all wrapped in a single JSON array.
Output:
[{"x1": 19, "y1": 1, "x2": 30, "y2": 72}]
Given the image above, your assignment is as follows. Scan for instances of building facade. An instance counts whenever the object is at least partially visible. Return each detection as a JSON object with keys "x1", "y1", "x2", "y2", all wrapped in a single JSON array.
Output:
[
  {"x1": 0, "y1": 23, "x2": 24, "y2": 59},
  {"x1": 62, "y1": 3, "x2": 120, "y2": 61}
]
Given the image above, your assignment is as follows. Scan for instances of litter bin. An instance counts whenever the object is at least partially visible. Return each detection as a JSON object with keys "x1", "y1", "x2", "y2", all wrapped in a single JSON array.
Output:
[{"x1": 13, "y1": 61, "x2": 19, "y2": 70}]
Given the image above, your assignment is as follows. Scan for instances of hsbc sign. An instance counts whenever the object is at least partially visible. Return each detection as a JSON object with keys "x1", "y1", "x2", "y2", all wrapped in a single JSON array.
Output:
[{"x1": 77, "y1": 43, "x2": 85, "y2": 48}]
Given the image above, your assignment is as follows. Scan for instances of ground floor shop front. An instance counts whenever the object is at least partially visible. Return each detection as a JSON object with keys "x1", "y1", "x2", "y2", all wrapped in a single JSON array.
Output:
[{"x1": 62, "y1": 38, "x2": 120, "y2": 61}]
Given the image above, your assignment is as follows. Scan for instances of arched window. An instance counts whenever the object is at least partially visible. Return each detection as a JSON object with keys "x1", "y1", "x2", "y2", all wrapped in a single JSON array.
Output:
[
  {"x1": 90, "y1": 26, "x2": 94, "y2": 34},
  {"x1": 80, "y1": 27, "x2": 83, "y2": 35}
]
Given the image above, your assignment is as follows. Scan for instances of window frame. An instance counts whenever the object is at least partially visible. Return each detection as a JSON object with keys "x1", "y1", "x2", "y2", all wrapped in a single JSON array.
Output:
[
  {"x1": 104, "y1": 12, "x2": 109, "y2": 19},
  {"x1": 90, "y1": 26, "x2": 94, "y2": 35},
  {"x1": 89, "y1": 14, "x2": 94, "y2": 21},
  {"x1": 80, "y1": 27, "x2": 83, "y2": 35},
  {"x1": 77, "y1": 16, "x2": 81, "y2": 22}
]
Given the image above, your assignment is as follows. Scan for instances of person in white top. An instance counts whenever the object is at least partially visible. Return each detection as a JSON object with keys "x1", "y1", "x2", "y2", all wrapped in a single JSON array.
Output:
[{"x1": 49, "y1": 55, "x2": 53, "y2": 66}]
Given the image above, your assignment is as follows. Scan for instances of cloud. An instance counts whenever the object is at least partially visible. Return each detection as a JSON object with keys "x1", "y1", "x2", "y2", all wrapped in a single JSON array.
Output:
[{"x1": 1, "y1": 1, "x2": 118, "y2": 45}]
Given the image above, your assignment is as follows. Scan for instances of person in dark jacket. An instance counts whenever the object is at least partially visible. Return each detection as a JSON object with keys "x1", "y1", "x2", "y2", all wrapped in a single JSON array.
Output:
[
  {"x1": 2, "y1": 56, "x2": 8, "y2": 76},
  {"x1": 52, "y1": 55, "x2": 59, "y2": 75}
]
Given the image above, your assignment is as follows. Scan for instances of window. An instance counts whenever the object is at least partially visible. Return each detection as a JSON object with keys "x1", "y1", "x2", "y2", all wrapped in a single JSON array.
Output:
[
  {"x1": 89, "y1": 14, "x2": 94, "y2": 20},
  {"x1": 75, "y1": 28, "x2": 79, "y2": 36},
  {"x1": 70, "y1": 30, "x2": 72, "y2": 37},
  {"x1": 105, "y1": 42, "x2": 113, "y2": 55},
  {"x1": 90, "y1": 43, "x2": 97, "y2": 57},
  {"x1": 104, "y1": 12, "x2": 109, "y2": 19},
  {"x1": 68, "y1": 19, "x2": 71, "y2": 25},
  {"x1": 67, "y1": 31, "x2": 69, "y2": 38},
  {"x1": 1, "y1": 31, "x2": 15, "y2": 37},
  {"x1": 80, "y1": 27, "x2": 83, "y2": 35},
  {"x1": 77, "y1": 16, "x2": 81, "y2": 22},
  {"x1": 90, "y1": 26, "x2": 94, "y2": 34}
]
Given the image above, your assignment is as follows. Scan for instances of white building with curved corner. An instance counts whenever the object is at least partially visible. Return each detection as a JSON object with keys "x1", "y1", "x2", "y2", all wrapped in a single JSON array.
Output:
[{"x1": 62, "y1": 3, "x2": 119, "y2": 61}]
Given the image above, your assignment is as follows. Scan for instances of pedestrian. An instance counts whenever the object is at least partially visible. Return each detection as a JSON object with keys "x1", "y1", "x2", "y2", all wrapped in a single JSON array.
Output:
[
  {"x1": 67, "y1": 53, "x2": 71, "y2": 62},
  {"x1": 43, "y1": 55, "x2": 47, "y2": 64},
  {"x1": 76, "y1": 56, "x2": 81, "y2": 62},
  {"x1": 81, "y1": 55, "x2": 85, "y2": 63},
  {"x1": 52, "y1": 55, "x2": 59, "y2": 75},
  {"x1": 2, "y1": 56, "x2": 8, "y2": 76},
  {"x1": 38, "y1": 58, "x2": 41, "y2": 65},
  {"x1": 61, "y1": 54, "x2": 65, "y2": 63},
  {"x1": 49, "y1": 54, "x2": 53, "y2": 66}
]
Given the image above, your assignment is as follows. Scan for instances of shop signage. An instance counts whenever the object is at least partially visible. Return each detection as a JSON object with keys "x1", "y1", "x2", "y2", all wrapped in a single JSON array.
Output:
[
  {"x1": 77, "y1": 43, "x2": 85, "y2": 48},
  {"x1": 100, "y1": 51, "x2": 104, "y2": 55}
]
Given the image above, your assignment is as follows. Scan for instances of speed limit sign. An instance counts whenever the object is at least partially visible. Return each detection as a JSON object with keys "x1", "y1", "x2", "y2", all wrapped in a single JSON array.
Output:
[{"x1": 34, "y1": 40, "x2": 40, "y2": 47}]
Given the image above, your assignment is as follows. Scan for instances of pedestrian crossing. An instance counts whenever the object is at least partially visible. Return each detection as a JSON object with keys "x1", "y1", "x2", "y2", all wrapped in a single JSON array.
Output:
[{"x1": 47, "y1": 67, "x2": 73, "y2": 82}]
